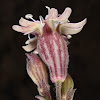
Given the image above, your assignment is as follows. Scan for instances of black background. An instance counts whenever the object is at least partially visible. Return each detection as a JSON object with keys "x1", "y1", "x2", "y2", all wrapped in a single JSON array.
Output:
[{"x1": 0, "y1": 0, "x2": 100, "y2": 100}]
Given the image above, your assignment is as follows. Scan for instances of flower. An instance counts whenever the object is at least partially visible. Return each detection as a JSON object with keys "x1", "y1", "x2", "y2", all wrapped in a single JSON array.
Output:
[
  {"x1": 26, "y1": 53, "x2": 51, "y2": 99},
  {"x1": 12, "y1": 6, "x2": 87, "y2": 100},
  {"x1": 12, "y1": 6, "x2": 86, "y2": 83}
]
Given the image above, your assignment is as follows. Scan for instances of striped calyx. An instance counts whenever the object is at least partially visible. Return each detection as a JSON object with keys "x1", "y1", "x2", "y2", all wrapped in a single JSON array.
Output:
[
  {"x1": 26, "y1": 53, "x2": 51, "y2": 99},
  {"x1": 37, "y1": 23, "x2": 69, "y2": 83}
]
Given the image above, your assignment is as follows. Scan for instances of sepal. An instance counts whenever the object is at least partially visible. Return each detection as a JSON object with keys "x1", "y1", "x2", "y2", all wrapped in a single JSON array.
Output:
[{"x1": 61, "y1": 74, "x2": 75, "y2": 100}]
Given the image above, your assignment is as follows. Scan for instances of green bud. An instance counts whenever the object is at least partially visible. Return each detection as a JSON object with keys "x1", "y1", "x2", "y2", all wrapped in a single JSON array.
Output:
[{"x1": 61, "y1": 74, "x2": 74, "y2": 100}]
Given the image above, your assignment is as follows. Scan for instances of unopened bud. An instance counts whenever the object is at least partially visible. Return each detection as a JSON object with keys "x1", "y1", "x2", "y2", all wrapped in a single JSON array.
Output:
[
  {"x1": 26, "y1": 53, "x2": 51, "y2": 99},
  {"x1": 61, "y1": 74, "x2": 75, "y2": 100}
]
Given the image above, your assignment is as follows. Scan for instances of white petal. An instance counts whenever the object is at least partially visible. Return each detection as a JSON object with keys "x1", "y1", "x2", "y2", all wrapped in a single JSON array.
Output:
[
  {"x1": 46, "y1": 7, "x2": 58, "y2": 19},
  {"x1": 22, "y1": 38, "x2": 37, "y2": 52},
  {"x1": 19, "y1": 17, "x2": 35, "y2": 26},
  {"x1": 12, "y1": 25, "x2": 32, "y2": 33},
  {"x1": 62, "y1": 18, "x2": 87, "y2": 28},
  {"x1": 61, "y1": 26, "x2": 84, "y2": 35},
  {"x1": 25, "y1": 37, "x2": 37, "y2": 44},
  {"x1": 22, "y1": 45, "x2": 35, "y2": 52},
  {"x1": 56, "y1": 7, "x2": 72, "y2": 22},
  {"x1": 60, "y1": 18, "x2": 87, "y2": 35},
  {"x1": 12, "y1": 25, "x2": 27, "y2": 33},
  {"x1": 12, "y1": 25, "x2": 41, "y2": 35}
]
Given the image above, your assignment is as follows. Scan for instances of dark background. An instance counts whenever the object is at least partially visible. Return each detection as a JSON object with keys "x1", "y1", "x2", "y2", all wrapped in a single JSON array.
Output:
[{"x1": 0, "y1": 0, "x2": 100, "y2": 100}]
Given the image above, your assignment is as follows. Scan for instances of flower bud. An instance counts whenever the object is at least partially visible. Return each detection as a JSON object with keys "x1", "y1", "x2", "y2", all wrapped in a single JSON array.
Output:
[
  {"x1": 26, "y1": 53, "x2": 51, "y2": 99},
  {"x1": 61, "y1": 74, "x2": 75, "y2": 100}
]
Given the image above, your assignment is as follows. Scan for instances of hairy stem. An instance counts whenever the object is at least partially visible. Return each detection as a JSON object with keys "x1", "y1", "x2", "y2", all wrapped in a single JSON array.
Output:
[{"x1": 55, "y1": 81, "x2": 62, "y2": 100}]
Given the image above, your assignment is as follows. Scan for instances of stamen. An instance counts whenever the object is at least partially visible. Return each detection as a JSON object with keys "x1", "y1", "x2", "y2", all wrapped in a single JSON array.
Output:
[
  {"x1": 54, "y1": 21, "x2": 59, "y2": 29},
  {"x1": 45, "y1": 6, "x2": 50, "y2": 11},
  {"x1": 67, "y1": 35, "x2": 72, "y2": 39},
  {"x1": 39, "y1": 15, "x2": 44, "y2": 24},
  {"x1": 39, "y1": 16, "x2": 45, "y2": 27},
  {"x1": 25, "y1": 14, "x2": 36, "y2": 22},
  {"x1": 67, "y1": 20, "x2": 70, "y2": 22},
  {"x1": 28, "y1": 34, "x2": 31, "y2": 39}
]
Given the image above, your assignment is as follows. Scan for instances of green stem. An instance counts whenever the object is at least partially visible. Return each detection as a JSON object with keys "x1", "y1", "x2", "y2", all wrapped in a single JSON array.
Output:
[{"x1": 55, "y1": 81, "x2": 62, "y2": 100}]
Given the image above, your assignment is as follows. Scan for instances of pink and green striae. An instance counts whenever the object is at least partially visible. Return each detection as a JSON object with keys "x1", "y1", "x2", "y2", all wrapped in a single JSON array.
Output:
[{"x1": 12, "y1": 6, "x2": 87, "y2": 100}]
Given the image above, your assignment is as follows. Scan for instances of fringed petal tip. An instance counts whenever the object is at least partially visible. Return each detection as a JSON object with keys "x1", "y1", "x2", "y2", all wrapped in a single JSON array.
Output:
[{"x1": 12, "y1": 25, "x2": 21, "y2": 32}]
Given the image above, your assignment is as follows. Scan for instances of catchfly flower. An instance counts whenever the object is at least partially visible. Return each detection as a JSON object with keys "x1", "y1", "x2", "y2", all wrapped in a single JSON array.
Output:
[
  {"x1": 12, "y1": 6, "x2": 86, "y2": 82},
  {"x1": 12, "y1": 6, "x2": 87, "y2": 100}
]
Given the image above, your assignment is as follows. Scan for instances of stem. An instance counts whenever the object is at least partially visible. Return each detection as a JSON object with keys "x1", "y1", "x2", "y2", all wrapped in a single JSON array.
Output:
[{"x1": 55, "y1": 81, "x2": 62, "y2": 100}]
